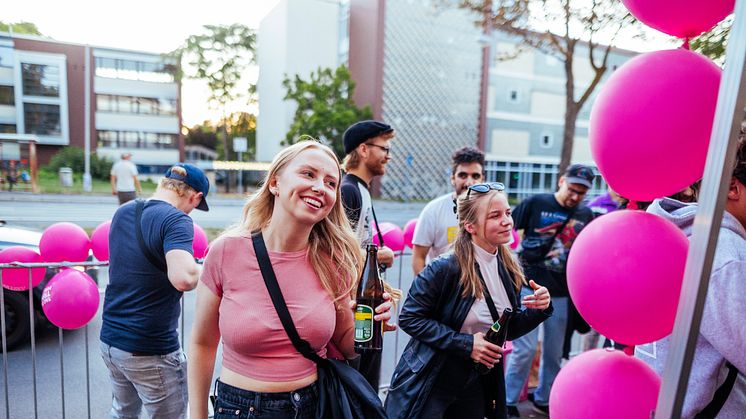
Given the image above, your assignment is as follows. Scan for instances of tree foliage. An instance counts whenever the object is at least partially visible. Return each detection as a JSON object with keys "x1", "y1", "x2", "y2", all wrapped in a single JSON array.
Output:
[
  {"x1": 282, "y1": 66, "x2": 372, "y2": 160},
  {"x1": 184, "y1": 112, "x2": 257, "y2": 160},
  {"x1": 46, "y1": 146, "x2": 112, "y2": 180},
  {"x1": 0, "y1": 21, "x2": 43, "y2": 35},
  {"x1": 691, "y1": 17, "x2": 731, "y2": 64},
  {"x1": 457, "y1": 0, "x2": 637, "y2": 174}
]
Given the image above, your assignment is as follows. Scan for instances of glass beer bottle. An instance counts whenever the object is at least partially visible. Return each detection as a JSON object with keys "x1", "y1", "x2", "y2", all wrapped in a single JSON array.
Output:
[
  {"x1": 476, "y1": 307, "x2": 513, "y2": 375},
  {"x1": 354, "y1": 244, "x2": 384, "y2": 352}
]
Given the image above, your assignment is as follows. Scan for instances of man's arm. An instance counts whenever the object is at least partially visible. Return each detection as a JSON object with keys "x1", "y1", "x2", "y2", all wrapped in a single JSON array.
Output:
[
  {"x1": 412, "y1": 245, "x2": 430, "y2": 275},
  {"x1": 133, "y1": 176, "x2": 142, "y2": 194},
  {"x1": 165, "y1": 249, "x2": 201, "y2": 291},
  {"x1": 110, "y1": 174, "x2": 117, "y2": 195}
]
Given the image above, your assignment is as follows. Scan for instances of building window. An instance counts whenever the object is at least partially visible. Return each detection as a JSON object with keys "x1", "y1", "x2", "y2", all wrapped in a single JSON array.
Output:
[
  {"x1": 95, "y1": 94, "x2": 177, "y2": 116},
  {"x1": 22, "y1": 64, "x2": 60, "y2": 97},
  {"x1": 94, "y1": 57, "x2": 176, "y2": 83},
  {"x1": 540, "y1": 132, "x2": 554, "y2": 148},
  {"x1": 0, "y1": 85, "x2": 13, "y2": 105},
  {"x1": 24, "y1": 103, "x2": 61, "y2": 136},
  {"x1": 0, "y1": 124, "x2": 16, "y2": 133},
  {"x1": 97, "y1": 130, "x2": 178, "y2": 149},
  {"x1": 508, "y1": 89, "x2": 520, "y2": 103}
]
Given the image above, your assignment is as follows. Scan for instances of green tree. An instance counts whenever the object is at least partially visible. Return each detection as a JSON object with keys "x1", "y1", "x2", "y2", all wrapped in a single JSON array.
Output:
[
  {"x1": 691, "y1": 17, "x2": 731, "y2": 64},
  {"x1": 172, "y1": 24, "x2": 256, "y2": 190},
  {"x1": 184, "y1": 112, "x2": 256, "y2": 160},
  {"x1": 458, "y1": 0, "x2": 638, "y2": 174},
  {"x1": 282, "y1": 66, "x2": 373, "y2": 159},
  {"x1": 46, "y1": 146, "x2": 112, "y2": 180},
  {"x1": 0, "y1": 21, "x2": 43, "y2": 35}
]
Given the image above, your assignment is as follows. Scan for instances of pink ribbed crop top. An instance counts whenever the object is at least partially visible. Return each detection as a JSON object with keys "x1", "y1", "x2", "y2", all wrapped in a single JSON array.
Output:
[{"x1": 201, "y1": 234, "x2": 341, "y2": 381}]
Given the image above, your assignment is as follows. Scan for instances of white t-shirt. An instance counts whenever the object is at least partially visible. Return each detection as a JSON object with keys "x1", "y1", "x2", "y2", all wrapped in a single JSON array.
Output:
[
  {"x1": 110, "y1": 160, "x2": 138, "y2": 192},
  {"x1": 412, "y1": 193, "x2": 459, "y2": 262},
  {"x1": 460, "y1": 243, "x2": 513, "y2": 334}
]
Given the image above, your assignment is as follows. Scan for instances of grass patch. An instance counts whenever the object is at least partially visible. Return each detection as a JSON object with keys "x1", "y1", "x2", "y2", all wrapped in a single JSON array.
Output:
[{"x1": 36, "y1": 169, "x2": 157, "y2": 195}]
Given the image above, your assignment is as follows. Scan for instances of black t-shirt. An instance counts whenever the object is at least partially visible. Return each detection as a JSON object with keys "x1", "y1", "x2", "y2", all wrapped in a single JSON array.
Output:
[{"x1": 513, "y1": 193, "x2": 593, "y2": 297}]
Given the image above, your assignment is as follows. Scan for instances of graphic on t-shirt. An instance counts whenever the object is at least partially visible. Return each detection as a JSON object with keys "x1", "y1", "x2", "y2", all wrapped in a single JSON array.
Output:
[
  {"x1": 533, "y1": 211, "x2": 587, "y2": 271},
  {"x1": 447, "y1": 226, "x2": 458, "y2": 244}
]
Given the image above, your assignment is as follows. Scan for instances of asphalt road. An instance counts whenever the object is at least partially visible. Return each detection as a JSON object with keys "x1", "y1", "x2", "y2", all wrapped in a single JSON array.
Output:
[{"x1": 0, "y1": 192, "x2": 425, "y2": 418}]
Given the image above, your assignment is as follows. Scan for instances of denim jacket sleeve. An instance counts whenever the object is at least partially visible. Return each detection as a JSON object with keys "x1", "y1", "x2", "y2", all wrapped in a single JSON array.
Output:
[{"x1": 398, "y1": 257, "x2": 474, "y2": 359}]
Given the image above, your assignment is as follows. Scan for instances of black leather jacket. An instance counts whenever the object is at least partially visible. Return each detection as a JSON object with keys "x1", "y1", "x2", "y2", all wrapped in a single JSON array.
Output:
[{"x1": 384, "y1": 253, "x2": 553, "y2": 419}]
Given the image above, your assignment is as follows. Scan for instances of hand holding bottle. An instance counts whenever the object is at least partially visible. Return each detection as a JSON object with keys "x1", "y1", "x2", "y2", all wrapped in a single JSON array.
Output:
[
  {"x1": 349, "y1": 292, "x2": 397, "y2": 332},
  {"x1": 471, "y1": 332, "x2": 503, "y2": 368},
  {"x1": 522, "y1": 280, "x2": 551, "y2": 310}
]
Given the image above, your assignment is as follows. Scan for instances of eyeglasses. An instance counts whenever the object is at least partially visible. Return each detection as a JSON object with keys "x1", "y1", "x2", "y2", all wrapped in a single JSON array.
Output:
[
  {"x1": 366, "y1": 143, "x2": 391, "y2": 156},
  {"x1": 466, "y1": 182, "x2": 505, "y2": 197}
]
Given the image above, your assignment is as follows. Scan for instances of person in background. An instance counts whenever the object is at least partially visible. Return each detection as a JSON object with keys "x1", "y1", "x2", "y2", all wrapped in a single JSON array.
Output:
[
  {"x1": 100, "y1": 163, "x2": 208, "y2": 419},
  {"x1": 636, "y1": 131, "x2": 746, "y2": 418},
  {"x1": 188, "y1": 141, "x2": 394, "y2": 419},
  {"x1": 111, "y1": 152, "x2": 142, "y2": 205},
  {"x1": 412, "y1": 146, "x2": 485, "y2": 274},
  {"x1": 385, "y1": 183, "x2": 552, "y2": 419}
]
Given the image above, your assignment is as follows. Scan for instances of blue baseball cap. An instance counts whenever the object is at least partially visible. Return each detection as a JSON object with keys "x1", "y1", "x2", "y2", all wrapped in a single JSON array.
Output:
[{"x1": 165, "y1": 163, "x2": 210, "y2": 211}]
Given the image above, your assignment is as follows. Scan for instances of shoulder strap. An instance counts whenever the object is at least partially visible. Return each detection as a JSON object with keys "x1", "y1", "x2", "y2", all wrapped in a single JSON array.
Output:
[
  {"x1": 370, "y1": 204, "x2": 385, "y2": 247},
  {"x1": 135, "y1": 199, "x2": 167, "y2": 273},
  {"x1": 695, "y1": 362, "x2": 739, "y2": 419},
  {"x1": 251, "y1": 232, "x2": 324, "y2": 364},
  {"x1": 476, "y1": 265, "x2": 500, "y2": 322}
]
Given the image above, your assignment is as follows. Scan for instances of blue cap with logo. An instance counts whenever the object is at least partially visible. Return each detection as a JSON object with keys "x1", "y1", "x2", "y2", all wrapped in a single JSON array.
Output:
[
  {"x1": 564, "y1": 164, "x2": 595, "y2": 188},
  {"x1": 164, "y1": 163, "x2": 210, "y2": 211}
]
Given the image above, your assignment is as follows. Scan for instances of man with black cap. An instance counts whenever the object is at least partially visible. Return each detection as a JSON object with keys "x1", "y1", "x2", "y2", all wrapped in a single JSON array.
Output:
[
  {"x1": 340, "y1": 120, "x2": 396, "y2": 390},
  {"x1": 503, "y1": 164, "x2": 595, "y2": 417},
  {"x1": 100, "y1": 163, "x2": 209, "y2": 419}
]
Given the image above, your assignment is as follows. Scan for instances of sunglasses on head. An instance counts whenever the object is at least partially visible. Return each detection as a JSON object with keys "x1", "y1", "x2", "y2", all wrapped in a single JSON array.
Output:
[{"x1": 466, "y1": 182, "x2": 505, "y2": 197}]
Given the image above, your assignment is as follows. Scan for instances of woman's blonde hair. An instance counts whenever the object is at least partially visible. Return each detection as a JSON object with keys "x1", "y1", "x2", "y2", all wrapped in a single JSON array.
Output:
[
  {"x1": 223, "y1": 140, "x2": 362, "y2": 304},
  {"x1": 454, "y1": 189, "x2": 525, "y2": 299}
]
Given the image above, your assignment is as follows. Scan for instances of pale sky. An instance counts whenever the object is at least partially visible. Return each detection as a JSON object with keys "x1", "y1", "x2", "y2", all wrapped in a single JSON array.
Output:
[{"x1": 3, "y1": 0, "x2": 281, "y2": 125}]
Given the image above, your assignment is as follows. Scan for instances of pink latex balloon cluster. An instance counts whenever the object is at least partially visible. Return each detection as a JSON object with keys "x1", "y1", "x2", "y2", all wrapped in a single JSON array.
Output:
[
  {"x1": 39, "y1": 222, "x2": 91, "y2": 263},
  {"x1": 42, "y1": 269, "x2": 100, "y2": 330},
  {"x1": 372, "y1": 222, "x2": 405, "y2": 253},
  {"x1": 0, "y1": 246, "x2": 46, "y2": 291}
]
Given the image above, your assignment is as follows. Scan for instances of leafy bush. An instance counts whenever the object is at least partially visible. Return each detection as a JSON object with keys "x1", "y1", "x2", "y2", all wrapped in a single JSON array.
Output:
[{"x1": 46, "y1": 146, "x2": 113, "y2": 180}]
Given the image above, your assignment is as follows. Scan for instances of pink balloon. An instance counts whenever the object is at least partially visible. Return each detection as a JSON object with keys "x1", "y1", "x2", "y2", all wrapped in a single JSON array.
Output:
[
  {"x1": 590, "y1": 49, "x2": 721, "y2": 201},
  {"x1": 91, "y1": 220, "x2": 111, "y2": 262},
  {"x1": 403, "y1": 219, "x2": 417, "y2": 249},
  {"x1": 41, "y1": 269, "x2": 100, "y2": 330},
  {"x1": 509, "y1": 229, "x2": 521, "y2": 250},
  {"x1": 193, "y1": 224, "x2": 209, "y2": 259},
  {"x1": 0, "y1": 247, "x2": 45, "y2": 291},
  {"x1": 622, "y1": 0, "x2": 734, "y2": 38},
  {"x1": 373, "y1": 222, "x2": 405, "y2": 253},
  {"x1": 567, "y1": 210, "x2": 688, "y2": 345},
  {"x1": 550, "y1": 348, "x2": 661, "y2": 419},
  {"x1": 39, "y1": 222, "x2": 91, "y2": 263}
]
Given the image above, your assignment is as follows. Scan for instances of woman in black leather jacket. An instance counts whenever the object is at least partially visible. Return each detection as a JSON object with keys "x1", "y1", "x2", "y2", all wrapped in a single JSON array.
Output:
[{"x1": 385, "y1": 183, "x2": 553, "y2": 419}]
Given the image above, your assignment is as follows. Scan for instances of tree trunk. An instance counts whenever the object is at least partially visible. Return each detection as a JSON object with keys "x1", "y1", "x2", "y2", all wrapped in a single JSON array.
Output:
[
  {"x1": 560, "y1": 44, "x2": 577, "y2": 175},
  {"x1": 222, "y1": 123, "x2": 231, "y2": 193}
]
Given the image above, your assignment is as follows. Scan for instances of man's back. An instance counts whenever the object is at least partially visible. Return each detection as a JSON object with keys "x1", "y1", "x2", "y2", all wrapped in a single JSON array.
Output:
[
  {"x1": 111, "y1": 160, "x2": 137, "y2": 192},
  {"x1": 101, "y1": 199, "x2": 193, "y2": 355}
]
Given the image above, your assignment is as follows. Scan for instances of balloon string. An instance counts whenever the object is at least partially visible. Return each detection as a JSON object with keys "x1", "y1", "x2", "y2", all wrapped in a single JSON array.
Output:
[{"x1": 682, "y1": 38, "x2": 690, "y2": 50}]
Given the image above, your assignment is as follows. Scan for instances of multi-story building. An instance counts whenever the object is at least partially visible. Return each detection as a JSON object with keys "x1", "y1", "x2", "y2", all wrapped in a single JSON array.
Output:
[
  {"x1": 0, "y1": 33, "x2": 182, "y2": 176},
  {"x1": 484, "y1": 32, "x2": 636, "y2": 199}
]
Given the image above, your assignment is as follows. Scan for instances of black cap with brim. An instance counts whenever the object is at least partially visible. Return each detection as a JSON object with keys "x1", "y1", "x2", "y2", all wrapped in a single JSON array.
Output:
[
  {"x1": 343, "y1": 120, "x2": 394, "y2": 154},
  {"x1": 165, "y1": 163, "x2": 210, "y2": 211}
]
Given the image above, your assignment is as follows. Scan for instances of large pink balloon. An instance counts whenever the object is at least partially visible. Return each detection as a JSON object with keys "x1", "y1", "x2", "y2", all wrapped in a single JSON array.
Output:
[
  {"x1": 622, "y1": 0, "x2": 734, "y2": 38},
  {"x1": 567, "y1": 210, "x2": 688, "y2": 345},
  {"x1": 39, "y1": 222, "x2": 91, "y2": 263},
  {"x1": 590, "y1": 49, "x2": 721, "y2": 202},
  {"x1": 0, "y1": 247, "x2": 45, "y2": 291},
  {"x1": 373, "y1": 222, "x2": 405, "y2": 253},
  {"x1": 193, "y1": 224, "x2": 209, "y2": 259},
  {"x1": 41, "y1": 269, "x2": 100, "y2": 330},
  {"x1": 509, "y1": 229, "x2": 521, "y2": 250},
  {"x1": 91, "y1": 220, "x2": 111, "y2": 262},
  {"x1": 550, "y1": 348, "x2": 660, "y2": 419},
  {"x1": 403, "y1": 219, "x2": 417, "y2": 249}
]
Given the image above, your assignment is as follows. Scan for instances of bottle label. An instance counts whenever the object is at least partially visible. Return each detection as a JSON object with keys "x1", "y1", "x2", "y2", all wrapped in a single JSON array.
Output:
[
  {"x1": 354, "y1": 304, "x2": 374, "y2": 342},
  {"x1": 490, "y1": 322, "x2": 501, "y2": 333}
]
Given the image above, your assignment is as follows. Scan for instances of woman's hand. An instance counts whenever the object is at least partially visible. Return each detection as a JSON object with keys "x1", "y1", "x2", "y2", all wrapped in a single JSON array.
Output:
[
  {"x1": 348, "y1": 292, "x2": 398, "y2": 332},
  {"x1": 522, "y1": 280, "x2": 551, "y2": 310},
  {"x1": 471, "y1": 332, "x2": 503, "y2": 368}
]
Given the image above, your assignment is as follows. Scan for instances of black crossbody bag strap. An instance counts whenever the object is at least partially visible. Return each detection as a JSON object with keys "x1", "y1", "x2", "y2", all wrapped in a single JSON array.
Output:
[
  {"x1": 477, "y1": 267, "x2": 500, "y2": 322},
  {"x1": 135, "y1": 199, "x2": 167, "y2": 273},
  {"x1": 695, "y1": 362, "x2": 740, "y2": 419},
  {"x1": 251, "y1": 232, "x2": 325, "y2": 364},
  {"x1": 370, "y1": 204, "x2": 385, "y2": 247}
]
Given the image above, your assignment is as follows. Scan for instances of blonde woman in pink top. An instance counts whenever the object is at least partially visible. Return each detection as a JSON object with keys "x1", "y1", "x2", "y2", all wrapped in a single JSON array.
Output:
[{"x1": 188, "y1": 141, "x2": 394, "y2": 419}]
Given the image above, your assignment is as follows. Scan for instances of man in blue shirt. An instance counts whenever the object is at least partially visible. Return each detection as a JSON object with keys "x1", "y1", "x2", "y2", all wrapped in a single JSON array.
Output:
[{"x1": 100, "y1": 163, "x2": 208, "y2": 419}]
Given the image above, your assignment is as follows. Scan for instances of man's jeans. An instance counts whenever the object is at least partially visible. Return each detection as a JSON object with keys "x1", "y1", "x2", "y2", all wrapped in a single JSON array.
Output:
[
  {"x1": 100, "y1": 342, "x2": 188, "y2": 419},
  {"x1": 504, "y1": 288, "x2": 568, "y2": 406}
]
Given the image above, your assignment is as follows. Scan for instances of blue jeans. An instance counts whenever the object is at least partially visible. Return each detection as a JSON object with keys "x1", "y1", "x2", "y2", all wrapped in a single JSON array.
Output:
[
  {"x1": 504, "y1": 288, "x2": 568, "y2": 406},
  {"x1": 99, "y1": 342, "x2": 187, "y2": 419},
  {"x1": 213, "y1": 379, "x2": 318, "y2": 419}
]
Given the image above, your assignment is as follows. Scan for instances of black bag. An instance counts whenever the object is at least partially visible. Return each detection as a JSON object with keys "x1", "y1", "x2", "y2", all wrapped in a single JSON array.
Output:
[
  {"x1": 252, "y1": 233, "x2": 387, "y2": 419},
  {"x1": 519, "y1": 208, "x2": 576, "y2": 264}
]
